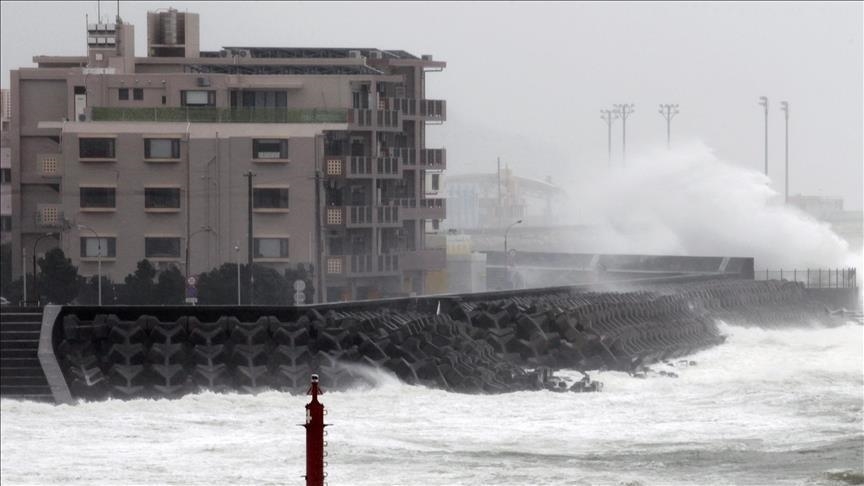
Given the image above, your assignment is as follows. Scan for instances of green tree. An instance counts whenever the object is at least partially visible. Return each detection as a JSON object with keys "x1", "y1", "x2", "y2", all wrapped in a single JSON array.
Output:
[
  {"x1": 155, "y1": 264, "x2": 185, "y2": 305},
  {"x1": 35, "y1": 248, "x2": 81, "y2": 304},
  {"x1": 118, "y1": 259, "x2": 157, "y2": 304},
  {"x1": 197, "y1": 263, "x2": 300, "y2": 305}
]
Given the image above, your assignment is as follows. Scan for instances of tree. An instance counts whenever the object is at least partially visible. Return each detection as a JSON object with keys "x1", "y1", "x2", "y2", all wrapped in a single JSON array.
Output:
[
  {"x1": 155, "y1": 264, "x2": 184, "y2": 305},
  {"x1": 252, "y1": 265, "x2": 289, "y2": 305},
  {"x1": 77, "y1": 275, "x2": 116, "y2": 305},
  {"x1": 197, "y1": 263, "x2": 302, "y2": 305},
  {"x1": 35, "y1": 248, "x2": 81, "y2": 304},
  {"x1": 1, "y1": 243, "x2": 11, "y2": 293},
  {"x1": 197, "y1": 263, "x2": 244, "y2": 305},
  {"x1": 118, "y1": 259, "x2": 157, "y2": 304}
]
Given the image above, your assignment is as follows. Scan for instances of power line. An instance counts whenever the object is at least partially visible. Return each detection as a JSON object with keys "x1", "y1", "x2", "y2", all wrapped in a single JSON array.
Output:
[{"x1": 600, "y1": 109, "x2": 618, "y2": 167}]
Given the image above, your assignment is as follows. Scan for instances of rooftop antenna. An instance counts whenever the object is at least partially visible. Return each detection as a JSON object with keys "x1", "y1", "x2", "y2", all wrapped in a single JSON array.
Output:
[
  {"x1": 116, "y1": 0, "x2": 120, "y2": 22},
  {"x1": 97, "y1": 0, "x2": 101, "y2": 23}
]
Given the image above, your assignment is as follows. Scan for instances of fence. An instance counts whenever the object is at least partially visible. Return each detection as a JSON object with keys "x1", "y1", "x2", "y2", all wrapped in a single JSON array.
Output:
[
  {"x1": 754, "y1": 268, "x2": 857, "y2": 289},
  {"x1": 92, "y1": 107, "x2": 348, "y2": 123}
]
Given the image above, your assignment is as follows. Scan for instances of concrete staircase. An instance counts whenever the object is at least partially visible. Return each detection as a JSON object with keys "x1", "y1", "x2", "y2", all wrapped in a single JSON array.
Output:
[{"x1": 0, "y1": 310, "x2": 54, "y2": 402}]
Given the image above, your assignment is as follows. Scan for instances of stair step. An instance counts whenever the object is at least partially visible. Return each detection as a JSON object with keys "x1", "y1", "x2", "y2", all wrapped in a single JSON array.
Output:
[
  {"x1": 1, "y1": 330, "x2": 42, "y2": 340},
  {"x1": 0, "y1": 340, "x2": 40, "y2": 350},
  {"x1": 0, "y1": 323, "x2": 43, "y2": 332},
  {"x1": 0, "y1": 367, "x2": 46, "y2": 377},
  {"x1": 0, "y1": 314, "x2": 43, "y2": 323},
  {"x1": 1, "y1": 351, "x2": 40, "y2": 360},
  {"x1": 0, "y1": 385, "x2": 53, "y2": 395}
]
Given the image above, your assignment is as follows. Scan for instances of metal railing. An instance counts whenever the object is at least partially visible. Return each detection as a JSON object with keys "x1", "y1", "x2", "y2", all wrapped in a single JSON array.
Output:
[
  {"x1": 92, "y1": 107, "x2": 348, "y2": 123},
  {"x1": 754, "y1": 268, "x2": 857, "y2": 289}
]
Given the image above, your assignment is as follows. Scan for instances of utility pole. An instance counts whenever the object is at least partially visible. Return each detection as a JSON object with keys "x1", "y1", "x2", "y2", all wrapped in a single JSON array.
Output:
[
  {"x1": 244, "y1": 171, "x2": 255, "y2": 305},
  {"x1": 658, "y1": 104, "x2": 679, "y2": 149},
  {"x1": 600, "y1": 109, "x2": 618, "y2": 166},
  {"x1": 614, "y1": 103, "x2": 635, "y2": 166},
  {"x1": 780, "y1": 101, "x2": 789, "y2": 203},
  {"x1": 758, "y1": 96, "x2": 768, "y2": 176},
  {"x1": 497, "y1": 156, "x2": 502, "y2": 229}
]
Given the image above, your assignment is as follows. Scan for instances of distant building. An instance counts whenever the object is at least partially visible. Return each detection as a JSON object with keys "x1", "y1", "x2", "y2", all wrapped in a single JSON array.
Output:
[
  {"x1": 789, "y1": 194, "x2": 863, "y2": 252},
  {"x1": 7, "y1": 8, "x2": 447, "y2": 301},
  {"x1": 444, "y1": 167, "x2": 566, "y2": 230}
]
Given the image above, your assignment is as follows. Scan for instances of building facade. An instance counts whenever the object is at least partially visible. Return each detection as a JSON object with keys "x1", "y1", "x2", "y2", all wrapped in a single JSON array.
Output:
[
  {"x1": 1, "y1": 88, "x2": 11, "y2": 244},
  {"x1": 7, "y1": 8, "x2": 447, "y2": 302}
]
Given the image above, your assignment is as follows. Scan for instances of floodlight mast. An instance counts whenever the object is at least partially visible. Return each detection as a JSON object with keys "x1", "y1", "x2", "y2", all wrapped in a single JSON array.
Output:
[
  {"x1": 658, "y1": 104, "x2": 679, "y2": 149},
  {"x1": 613, "y1": 104, "x2": 635, "y2": 166}
]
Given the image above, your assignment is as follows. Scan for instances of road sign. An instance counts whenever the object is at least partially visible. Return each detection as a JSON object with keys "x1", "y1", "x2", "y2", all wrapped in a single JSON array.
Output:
[
  {"x1": 294, "y1": 291, "x2": 306, "y2": 305},
  {"x1": 187, "y1": 276, "x2": 197, "y2": 287},
  {"x1": 293, "y1": 279, "x2": 306, "y2": 292}
]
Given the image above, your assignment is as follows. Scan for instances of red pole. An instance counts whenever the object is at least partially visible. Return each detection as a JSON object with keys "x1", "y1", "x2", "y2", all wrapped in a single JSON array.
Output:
[{"x1": 305, "y1": 374, "x2": 326, "y2": 486}]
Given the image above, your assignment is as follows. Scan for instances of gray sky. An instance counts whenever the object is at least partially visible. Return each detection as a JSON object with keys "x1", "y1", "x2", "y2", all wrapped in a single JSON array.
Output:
[{"x1": 2, "y1": 1, "x2": 862, "y2": 209}]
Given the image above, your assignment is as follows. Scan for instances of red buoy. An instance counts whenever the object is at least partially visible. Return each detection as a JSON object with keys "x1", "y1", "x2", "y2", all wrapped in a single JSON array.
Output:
[{"x1": 304, "y1": 374, "x2": 326, "y2": 486}]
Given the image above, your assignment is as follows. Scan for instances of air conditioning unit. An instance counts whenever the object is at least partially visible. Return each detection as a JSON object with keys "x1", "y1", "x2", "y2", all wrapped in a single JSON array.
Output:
[
  {"x1": 369, "y1": 50, "x2": 383, "y2": 60},
  {"x1": 196, "y1": 77, "x2": 210, "y2": 87},
  {"x1": 78, "y1": 114, "x2": 87, "y2": 122},
  {"x1": 348, "y1": 50, "x2": 362, "y2": 59},
  {"x1": 421, "y1": 54, "x2": 433, "y2": 61},
  {"x1": 235, "y1": 49, "x2": 250, "y2": 58},
  {"x1": 219, "y1": 50, "x2": 229, "y2": 57}
]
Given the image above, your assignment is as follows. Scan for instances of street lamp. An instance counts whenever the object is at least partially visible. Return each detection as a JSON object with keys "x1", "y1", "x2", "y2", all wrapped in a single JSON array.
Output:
[
  {"x1": 234, "y1": 244, "x2": 241, "y2": 306},
  {"x1": 758, "y1": 96, "x2": 769, "y2": 175},
  {"x1": 32, "y1": 232, "x2": 58, "y2": 305},
  {"x1": 504, "y1": 219, "x2": 522, "y2": 288},
  {"x1": 77, "y1": 224, "x2": 102, "y2": 306},
  {"x1": 780, "y1": 101, "x2": 789, "y2": 203},
  {"x1": 185, "y1": 225, "x2": 213, "y2": 285}
]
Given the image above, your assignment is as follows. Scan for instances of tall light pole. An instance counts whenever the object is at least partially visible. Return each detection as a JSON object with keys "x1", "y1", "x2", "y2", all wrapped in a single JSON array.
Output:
[
  {"x1": 658, "y1": 104, "x2": 679, "y2": 149},
  {"x1": 758, "y1": 96, "x2": 768, "y2": 175},
  {"x1": 503, "y1": 219, "x2": 522, "y2": 289},
  {"x1": 77, "y1": 224, "x2": 102, "y2": 306},
  {"x1": 780, "y1": 101, "x2": 789, "y2": 203},
  {"x1": 32, "y1": 232, "x2": 58, "y2": 305},
  {"x1": 185, "y1": 225, "x2": 213, "y2": 285},
  {"x1": 614, "y1": 103, "x2": 635, "y2": 166},
  {"x1": 600, "y1": 109, "x2": 618, "y2": 166},
  {"x1": 234, "y1": 244, "x2": 241, "y2": 305}
]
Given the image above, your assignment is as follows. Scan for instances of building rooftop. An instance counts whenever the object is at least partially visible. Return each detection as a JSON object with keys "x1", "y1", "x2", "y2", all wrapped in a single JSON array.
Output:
[{"x1": 201, "y1": 47, "x2": 419, "y2": 60}]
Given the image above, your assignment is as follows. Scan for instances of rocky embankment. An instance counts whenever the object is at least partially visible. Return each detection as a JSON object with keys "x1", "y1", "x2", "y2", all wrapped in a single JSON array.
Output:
[{"x1": 54, "y1": 279, "x2": 840, "y2": 400}]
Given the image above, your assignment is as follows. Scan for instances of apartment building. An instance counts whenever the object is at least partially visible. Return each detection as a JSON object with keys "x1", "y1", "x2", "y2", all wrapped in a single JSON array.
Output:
[
  {"x1": 8, "y1": 8, "x2": 447, "y2": 302},
  {"x1": 1, "y1": 88, "x2": 11, "y2": 243}
]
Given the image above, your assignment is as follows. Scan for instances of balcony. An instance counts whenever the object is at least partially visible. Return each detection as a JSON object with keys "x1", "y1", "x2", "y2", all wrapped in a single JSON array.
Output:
[
  {"x1": 346, "y1": 156, "x2": 402, "y2": 179},
  {"x1": 347, "y1": 109, "x2": 401, "y2": 131},
  {"x1": 381, "y1": 98, "x2": 447, "y2": 122},
  {"x1": 325, "y1": 254, "x2": 400, "y2": 277},
  {"x1": 334, "y1": 205, "x2": 401, "y2": 228},
  {"x1": 400, "y1": 248, "x2": 446, "y2": 271},
  {"x1": 387, "y1": 198, "x2": 446, "y2": 220},
  {"x1": 419, "y1": 148, "x2": 446, "y2": 169},
  {"x1": 91, "y1": 107, "x2": 348, "y2": 123}
]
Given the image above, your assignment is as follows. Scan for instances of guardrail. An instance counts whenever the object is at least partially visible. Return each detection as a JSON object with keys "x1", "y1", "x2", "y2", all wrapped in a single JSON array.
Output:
[
  {"x1": 91, "y1": 107, "x2": 348, "y2": 123},
  {"x1": 754, "y1": 268, "x2": 857, "y2": 289}
]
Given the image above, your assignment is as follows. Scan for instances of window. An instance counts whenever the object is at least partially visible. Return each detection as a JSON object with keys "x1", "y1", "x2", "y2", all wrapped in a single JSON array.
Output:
[
  {"x1": 145, "y1": 139, "x2": 180, "y2": 159},
  {"x1": 181, "y1": 90, "x2": 215, "y2": 106},
  {"x1": 431, "y1": 174, "x2": 441, "y2": 191},
  {"x1": 80, "y1": 187, "x2": 116, "y2": 208},
  {"x1": 145, "y1": 188, "x2": 181, "y2": 209},
  {"x1": 145, "y1": 237, "x2": 181, "y2": 258},
  {"x1": 0, "y1": 168, "x2": 10, "y2": 184},
  {"x1": 118, "y1": 88, "x2": 129, "y2": 100},
  {"x1": 79, "y1": 138, "x2": 115, "y2": 159},
  {"x1": 133, "y1": 88, "x2": 143, "y2": 100},
  {"x1": 253, "y1": 188, "x2": 289, "y2": 209},
  {"x1": 161, "y1": 95, "x2": 167, "y2": 105},
  {"x1": 252, "y1": 139, "x2": 288, "y2": 159},
  {"x1": 254, "y1": 238, "x2": 290, "y2": 259},
  {"x1": 0, "y1": 216, "x2": 11, "y2": 232},
  {"x1": 80, "y1": 237, "x2": 116, "y2": 258}
]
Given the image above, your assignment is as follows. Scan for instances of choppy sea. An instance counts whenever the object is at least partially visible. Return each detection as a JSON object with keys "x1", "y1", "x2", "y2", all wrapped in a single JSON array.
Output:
[{"x1": 2, "y1": 322, "x2": 862, "y2": 486}]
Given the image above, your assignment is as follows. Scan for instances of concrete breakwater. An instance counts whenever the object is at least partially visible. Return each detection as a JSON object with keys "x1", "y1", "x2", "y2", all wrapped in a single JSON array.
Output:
[{"x1": 2, "y1": 278, "x2": 845, "y2": 403}]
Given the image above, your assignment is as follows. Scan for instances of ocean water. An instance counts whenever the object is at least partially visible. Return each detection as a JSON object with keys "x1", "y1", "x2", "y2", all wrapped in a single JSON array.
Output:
[{"x1": 2, "y1": 322, "x2": 862, "y2": 486}]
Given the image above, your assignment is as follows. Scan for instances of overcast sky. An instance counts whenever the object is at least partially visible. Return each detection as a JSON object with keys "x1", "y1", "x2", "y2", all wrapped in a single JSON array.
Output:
[{"x1": 2, "y1": 1, "x2": 862, "y2": 209}]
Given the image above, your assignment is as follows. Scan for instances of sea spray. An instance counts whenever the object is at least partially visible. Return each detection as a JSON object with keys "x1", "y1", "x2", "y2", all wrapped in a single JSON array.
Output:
[{"x1": 561, "y1": 141, "x2": 861, "y2": 271}]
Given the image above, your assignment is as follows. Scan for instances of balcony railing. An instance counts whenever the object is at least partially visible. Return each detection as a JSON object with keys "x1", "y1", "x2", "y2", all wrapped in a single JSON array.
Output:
[
  {"x1": 341, "y1": 205, "x2": 401, "y2": 227},
  {"x1": 348, "y1": 109, "x2": 400, "y2": 129},
  {"x1": 92, "y1": 107, "x2": 348, "y2": 123},
  {"x1": 326, "y1": 254, "x2": 401, "y2": 276},
  {"x1": 382, "y1": 98, "x2": 447, "y2": 121},
  {"x1": 419, "y1": 148, "x2": 446, "y2": 168},
  {"x1": 346, "y1": 156, "x2": 401, "y2": 178},
  {"x1": 755, "y1": 268, "x2": 858, "y2": 289}
]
